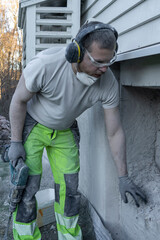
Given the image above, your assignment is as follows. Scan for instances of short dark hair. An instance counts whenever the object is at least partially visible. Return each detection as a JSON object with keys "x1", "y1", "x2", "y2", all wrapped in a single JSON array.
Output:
[{"x1": 77, "y1": 21, "x2": 117, "y2": 51}]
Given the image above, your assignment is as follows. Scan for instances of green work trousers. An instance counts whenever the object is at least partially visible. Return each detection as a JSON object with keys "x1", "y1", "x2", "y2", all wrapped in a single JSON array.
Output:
[{"x1": 13, "y1": 122, "x2": 82, "y2": 240}]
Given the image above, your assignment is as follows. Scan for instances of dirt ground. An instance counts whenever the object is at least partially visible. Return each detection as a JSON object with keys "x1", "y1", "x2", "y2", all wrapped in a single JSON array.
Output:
[{"x1": 0, "y1": 155, "x2": 96, "y2": 240}]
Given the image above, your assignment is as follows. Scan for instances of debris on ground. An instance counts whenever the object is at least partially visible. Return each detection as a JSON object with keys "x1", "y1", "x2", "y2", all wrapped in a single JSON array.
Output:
[{"x1": 0, "y1": 115, "x2": 10, "y2": 155}]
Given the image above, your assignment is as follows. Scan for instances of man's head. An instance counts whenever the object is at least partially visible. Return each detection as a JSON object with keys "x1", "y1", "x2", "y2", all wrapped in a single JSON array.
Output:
[
  {"x1": 79, "y1": 21, "x2": 118, "y2": 53},
  {"x1": 65, "y1": 20, "x2": 118, "y2": 82},
  {"x1": 65, "y1": 20, "x2": 118, "y2": 64}
]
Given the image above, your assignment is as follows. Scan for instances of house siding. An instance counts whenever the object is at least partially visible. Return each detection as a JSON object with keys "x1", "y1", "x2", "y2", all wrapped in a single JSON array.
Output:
[{"x1": 82, "y1": 0, "x2": 160, "y2": 55}]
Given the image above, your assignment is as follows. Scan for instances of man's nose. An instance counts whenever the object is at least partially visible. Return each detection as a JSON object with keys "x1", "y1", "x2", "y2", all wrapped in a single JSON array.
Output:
[{"x1": 99, "y1": 66, "x2": 108, "y2": 72}]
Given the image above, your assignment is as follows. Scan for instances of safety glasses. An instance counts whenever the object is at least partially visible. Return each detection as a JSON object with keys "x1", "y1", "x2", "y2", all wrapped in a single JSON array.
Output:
[{"x1": 85, "y1": 49, "x2": 117, "y2": 67}]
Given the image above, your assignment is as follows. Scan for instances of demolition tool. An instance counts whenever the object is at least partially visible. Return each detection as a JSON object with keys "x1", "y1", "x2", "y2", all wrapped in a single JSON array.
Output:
[{"x1": 3, "y1": 157, "x2": 29, "y2": 240}]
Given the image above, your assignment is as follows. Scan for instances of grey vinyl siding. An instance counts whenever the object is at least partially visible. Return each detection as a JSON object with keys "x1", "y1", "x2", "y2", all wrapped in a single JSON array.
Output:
[{"x1": 81, "y1": 0, "x2": 160, "y2": 57}]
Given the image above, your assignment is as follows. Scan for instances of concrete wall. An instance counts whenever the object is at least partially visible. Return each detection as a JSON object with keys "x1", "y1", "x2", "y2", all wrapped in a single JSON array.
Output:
[
  {"x1": 79, "y1": 1, "x2": 160, "y2": 239},
  {"x1": 119, "y1": 84, "x2": 160, "y2": 240},
  {"x1": 78, "y1": 61, "x2": 160, "y2": 240}
]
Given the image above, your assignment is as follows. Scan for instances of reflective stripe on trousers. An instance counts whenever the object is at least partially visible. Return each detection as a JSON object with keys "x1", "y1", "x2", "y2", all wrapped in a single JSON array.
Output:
[
  {"x1": 13, "y1": 122, "x2": 82, "y2": 240},
  {"x1": 55, "y1": 212, "x2": 82, "y2": 240},
  {"x1": 58, "y1": 230, "x2": 82, "y2": 240},
  {"x1": 13, "y1": 211, "x2": 41, "y2": 240}
]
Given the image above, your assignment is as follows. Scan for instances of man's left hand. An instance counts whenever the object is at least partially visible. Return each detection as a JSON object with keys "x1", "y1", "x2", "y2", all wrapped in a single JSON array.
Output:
[{"x1": 119, "y1": 175, "x2": 147, "y2": 207}]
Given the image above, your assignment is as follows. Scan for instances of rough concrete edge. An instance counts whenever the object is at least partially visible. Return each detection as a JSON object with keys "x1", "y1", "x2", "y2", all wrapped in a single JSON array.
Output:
[{"x1": 87, "y1": 200, "x2": 113, "y2": 240}]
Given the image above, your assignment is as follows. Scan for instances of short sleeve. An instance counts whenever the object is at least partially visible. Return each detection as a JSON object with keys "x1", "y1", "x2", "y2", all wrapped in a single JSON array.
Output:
[
  {"x1": 101, "y1": 69, "x2": 119, "y2": 109},
  {"x1": 23, "y1": 57, "x2": 45, "y2": 93}
]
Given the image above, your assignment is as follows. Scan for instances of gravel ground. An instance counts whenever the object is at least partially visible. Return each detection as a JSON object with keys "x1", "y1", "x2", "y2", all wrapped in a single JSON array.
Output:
[{"x1": 0, "y1": 155, "x2": 96, "y2": 240}]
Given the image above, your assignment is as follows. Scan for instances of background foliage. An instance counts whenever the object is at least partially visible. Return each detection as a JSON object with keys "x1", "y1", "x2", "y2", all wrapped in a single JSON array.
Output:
[{"x1": 0, "y1": 0, "x2": 22, "y2": 118}]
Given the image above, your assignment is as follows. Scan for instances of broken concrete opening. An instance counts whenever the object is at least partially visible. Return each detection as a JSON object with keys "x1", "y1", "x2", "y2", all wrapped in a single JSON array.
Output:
[{"x1": 120, "y1": 86, "x2": 160, "y2": 239}]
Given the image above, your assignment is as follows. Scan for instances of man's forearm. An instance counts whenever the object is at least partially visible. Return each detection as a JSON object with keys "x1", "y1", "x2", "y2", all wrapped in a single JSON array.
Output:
[
  {"x1": 108, "y1": 128, "x2": 128, "y2": 177},
  {"x1": 9, "y1": 96, "x2": 27, "y2": 141}
]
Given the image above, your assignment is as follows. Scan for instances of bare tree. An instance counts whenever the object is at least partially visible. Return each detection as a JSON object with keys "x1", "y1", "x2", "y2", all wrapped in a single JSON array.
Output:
[{"x1": 0, "y1": 0, "x2": 22, "y2": 118}]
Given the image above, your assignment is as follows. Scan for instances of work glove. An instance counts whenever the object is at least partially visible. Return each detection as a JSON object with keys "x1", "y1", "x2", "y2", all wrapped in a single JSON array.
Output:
[
  {"x1": 8, "y1": 141, "x2": 26, "y2": 167},
  {"x1": 119, "y1": 175, "x2": 147, "y2": 207}
]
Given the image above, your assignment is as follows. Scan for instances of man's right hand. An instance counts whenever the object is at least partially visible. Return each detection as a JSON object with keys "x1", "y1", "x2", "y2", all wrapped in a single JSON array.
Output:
[
  {"x1": 8, "y1": 141, "x2": 26, "y2": 167},
  {"x1": 119, "y1": 175, "x2": 147, "y2": 207}
]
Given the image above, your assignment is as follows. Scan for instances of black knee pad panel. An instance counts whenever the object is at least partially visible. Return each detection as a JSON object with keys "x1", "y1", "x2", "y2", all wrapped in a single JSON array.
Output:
[
  {"x1": 16, "y1": 175, "x2": 41, "y2": 223},
  {"x1": 64, "y1": 173, "x2": 81, "y2": 217}
]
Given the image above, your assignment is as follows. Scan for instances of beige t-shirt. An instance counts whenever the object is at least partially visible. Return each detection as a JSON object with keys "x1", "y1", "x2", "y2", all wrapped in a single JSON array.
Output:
[{"x1": 23, "y1": 47, "x2": 119, "y2": 130}]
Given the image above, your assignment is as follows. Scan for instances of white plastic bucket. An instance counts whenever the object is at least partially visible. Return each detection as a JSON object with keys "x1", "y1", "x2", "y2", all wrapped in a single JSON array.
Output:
[{"x1": 36, "y1": 188, "x2": 55, "y2": 227}]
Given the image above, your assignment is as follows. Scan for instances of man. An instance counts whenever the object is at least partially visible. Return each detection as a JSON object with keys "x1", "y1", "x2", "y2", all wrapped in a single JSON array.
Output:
[{"x1": 8, "y1": 20, "x2": 147, "y2": 240}]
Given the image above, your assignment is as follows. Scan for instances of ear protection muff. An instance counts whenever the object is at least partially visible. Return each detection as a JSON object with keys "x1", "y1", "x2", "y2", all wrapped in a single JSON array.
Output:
[{"x1": 65, "y1": 23, "x2": 118, "y2": 63}]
